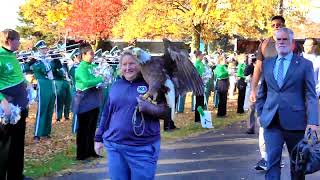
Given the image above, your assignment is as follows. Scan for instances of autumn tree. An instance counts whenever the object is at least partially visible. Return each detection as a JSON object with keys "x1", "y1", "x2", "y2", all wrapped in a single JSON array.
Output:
[
  {"x1": 112, "y1": 0, "x2": 189, "y2": 41},
  {"x1": 112, "y1": 0, "x2": 311, "y2": 51},
  {"x1": 65, "y1": 0, "x2": 123, "y2": 50},
  {"x1": 18, "y1": 0, "x2": 71, "y2": 43}
]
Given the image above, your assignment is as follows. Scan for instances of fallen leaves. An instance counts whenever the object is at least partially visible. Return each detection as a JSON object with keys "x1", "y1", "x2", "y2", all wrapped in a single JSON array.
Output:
[{"x1": 24, "y1": 103, "x2": 76, "y2": 163}]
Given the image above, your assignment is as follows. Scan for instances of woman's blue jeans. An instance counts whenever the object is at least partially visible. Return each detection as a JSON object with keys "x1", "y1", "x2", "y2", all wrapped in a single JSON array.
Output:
[{"x1": 104, "y1": 140, "x2": 161, "y2": 180}]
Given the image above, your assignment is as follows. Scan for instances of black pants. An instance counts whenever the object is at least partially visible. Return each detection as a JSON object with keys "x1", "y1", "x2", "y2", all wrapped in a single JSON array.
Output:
[
  {"x1": 0, "y1": 109, "x2": 28, "y2": 180},
  {"x1": 76, "y1": 108, "x2": 99, "y2": 160},
  {"x1": 237, "y1": 78, "x2": 247, "y2": 113},
  {"x1": 195, "y1": 95, "x2": 204, "y2": 122},
  {"x1": 164, "y1": 119, "x2": 176, "y2": 130},
  {"x1": 217, "y1": 91, "x2": 227, "y2": 116}
]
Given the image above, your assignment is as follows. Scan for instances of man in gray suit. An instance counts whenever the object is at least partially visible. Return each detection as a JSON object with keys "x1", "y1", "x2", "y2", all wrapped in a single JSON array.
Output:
[{"x1": 256, "y1": 27, "x2": 319, "y2": 180}]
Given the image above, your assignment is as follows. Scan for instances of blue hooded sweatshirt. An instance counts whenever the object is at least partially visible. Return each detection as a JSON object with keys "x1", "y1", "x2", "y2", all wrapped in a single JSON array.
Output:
[{"x1": 95, "y1": 76, "x2": 160, "y2": 146}]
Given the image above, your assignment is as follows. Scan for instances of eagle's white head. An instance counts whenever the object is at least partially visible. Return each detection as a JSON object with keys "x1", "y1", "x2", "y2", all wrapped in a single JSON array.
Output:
[{"x1": 132, "y1": 47, "x2": 151, "y2": 64}]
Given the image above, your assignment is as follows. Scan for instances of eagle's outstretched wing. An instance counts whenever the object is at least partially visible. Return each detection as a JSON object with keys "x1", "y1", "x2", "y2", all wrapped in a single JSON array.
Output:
[{"x1": 163, "y1": 39, "x2": 204, "y2": 96}]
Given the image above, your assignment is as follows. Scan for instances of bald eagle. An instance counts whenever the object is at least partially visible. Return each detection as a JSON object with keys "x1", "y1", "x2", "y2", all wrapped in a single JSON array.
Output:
[{"x1": 132, "y1": 39, "x2": 204, "y2": 120}]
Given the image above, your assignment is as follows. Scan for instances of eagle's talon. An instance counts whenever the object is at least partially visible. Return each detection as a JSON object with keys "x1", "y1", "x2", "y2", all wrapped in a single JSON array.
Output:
[{"x1": 142, "y1": 93, "x2": 149, "y2": 100}]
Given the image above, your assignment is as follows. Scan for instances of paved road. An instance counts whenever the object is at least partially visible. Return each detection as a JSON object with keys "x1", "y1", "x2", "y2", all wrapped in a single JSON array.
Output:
[{"x1": 43, "y1": 121, "x2": 320, "y2": 180}]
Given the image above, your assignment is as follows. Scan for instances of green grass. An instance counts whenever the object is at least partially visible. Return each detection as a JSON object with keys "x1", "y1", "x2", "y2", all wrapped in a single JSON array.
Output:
[
  {"x1": 24, "y1": 145, "x2": 77, "y2": 178},
  {"x1": 24, "y1": 110, "x2": 247, "y2": 179},
  {"x1": 214, "y1": 111, "x2": 248, "y2": 129},
  {"x1": 161, "y1": 111, "x2": 247, "y2": 142}
]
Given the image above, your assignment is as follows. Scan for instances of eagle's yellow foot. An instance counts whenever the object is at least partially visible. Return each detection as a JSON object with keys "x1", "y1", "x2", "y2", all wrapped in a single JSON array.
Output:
[
  {"x1": 146, "y1": 97, "x2": 157, "y2": 104},
  {"x1": 151, "y1": 96, "x2": 157, "y2": 105},
  {"x1": 142, "y1": 93, "x2": 149, "y2": 100},
  {"x1": 141, "y1": 93, "x2": 157, "y2": 104}
]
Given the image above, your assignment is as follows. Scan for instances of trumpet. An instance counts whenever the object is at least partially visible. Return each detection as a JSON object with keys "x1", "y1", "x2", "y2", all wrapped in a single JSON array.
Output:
[
  {"x1": 50, "y1": 43, "x2": 80, "y2": 56},
  {"x1": 17, "y1": 43, "x2": 80, "y2": 62}
]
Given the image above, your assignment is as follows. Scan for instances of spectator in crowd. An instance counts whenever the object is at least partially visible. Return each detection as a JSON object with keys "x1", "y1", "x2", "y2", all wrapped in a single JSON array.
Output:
[
  {"x1": 214, "y1": 55, "x2": 229, "y2": 117},
  {"x1": 94, "y1": 50, "x2": 169, "y2": 179},
  {"x1": 203, "y1": 56, "x2": 214, "y2": 105},
  {"x1": 244, "y1": 55, "x2": 257, "y2": 134},
  {"x1": 163, "y1": 108, "x2": 178, "y2": 131},
  {"x1": 211, "y1": 61, "x2": 219, "y2": 108},
  {"x1": 228, "y1": 57, "x2": 237, "y2": 99},
  {"x1": 176, "y1": 95, "x2": 186, "y2": 113},
  {"x1": 194, "y1": 50, "x2": 205, "y2": 122},
  {"x1": 236, "y1": 54, "x2": 247, "y2": 113},
  {"x1": 302, "y1": 38, "x2": 320, "y2": 97}
]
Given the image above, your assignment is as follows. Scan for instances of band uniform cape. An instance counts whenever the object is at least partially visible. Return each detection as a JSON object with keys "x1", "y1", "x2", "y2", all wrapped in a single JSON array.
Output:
[{"x1": 132, "y1": 39, "x2": 204, "y2": 120}]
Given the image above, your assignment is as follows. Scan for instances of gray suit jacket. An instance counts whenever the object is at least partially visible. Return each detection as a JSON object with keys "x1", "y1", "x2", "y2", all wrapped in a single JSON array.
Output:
[{"x1": 256, "y1": 54, "x2": 319, "y2": 130}]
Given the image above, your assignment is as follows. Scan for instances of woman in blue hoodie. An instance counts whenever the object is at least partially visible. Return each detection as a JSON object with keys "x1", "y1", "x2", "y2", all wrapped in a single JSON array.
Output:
[{"x1": 94, "y1": 50, "x2": 169, "y2": 180}]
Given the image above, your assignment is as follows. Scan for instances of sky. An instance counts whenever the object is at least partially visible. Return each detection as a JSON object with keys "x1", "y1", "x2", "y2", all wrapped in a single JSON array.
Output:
[
  {"x1": 0, "y1": 0, "x2": 319, "y2": 30},
  {"x1": 307, "y1": 0, "x2": 320, "y2": 23},
  {"x1": 0, "y1": 0, "x2": 25, "y2": 30}
]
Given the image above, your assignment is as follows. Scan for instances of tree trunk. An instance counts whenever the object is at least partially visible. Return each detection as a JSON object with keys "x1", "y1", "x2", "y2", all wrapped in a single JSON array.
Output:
[
  {"x1": 279, "y1": 0, "x2": 284, "y2": 15},
  {"x1": 204, "y1": 43, "x2": 208, "y2": 54},
  {"x1": 191, "y1": 24, "x2": 201, "y2": 53}
]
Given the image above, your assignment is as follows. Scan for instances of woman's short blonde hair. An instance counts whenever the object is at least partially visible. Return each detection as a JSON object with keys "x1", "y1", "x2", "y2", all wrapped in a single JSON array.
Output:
[
  {"x1": 119, "y1": 50, "x2": 139, "y2": 66},
  {"x1": 0, "y1": 29, "x2": 20, "y2": 46}
]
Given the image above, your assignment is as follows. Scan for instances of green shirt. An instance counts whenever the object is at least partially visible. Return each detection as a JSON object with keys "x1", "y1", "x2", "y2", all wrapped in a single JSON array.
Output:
[
  {"x1": 0, "y1": 47, "x2": 25, "y2": 101},
  {"x1": 214, "y1": 64, "x2": 229, "y2": 80},
  {"x1": 75, "y1": 61, "x2": 103, "y2": 91},
  {"x1": 31, "y1": 60, "x2": 52, "y2": 80},
  {"x1": 194, "y1": 59, "x2": 205, "y2": 77},
  {"x1": 236, "y1": 63, "x2": 246, "y2": 78}
]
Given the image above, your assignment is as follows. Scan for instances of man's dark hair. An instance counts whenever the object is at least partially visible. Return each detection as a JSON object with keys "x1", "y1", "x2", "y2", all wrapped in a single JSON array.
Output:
[
  {"x1": 271, "y1": 15, "x2": 285, "y2": 24},
  {"x1": 80, "y1": 42, "x2": 93, "y2": 55}
]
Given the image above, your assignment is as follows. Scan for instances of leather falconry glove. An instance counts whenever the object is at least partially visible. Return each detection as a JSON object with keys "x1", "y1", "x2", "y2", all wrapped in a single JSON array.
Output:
[{"x1": 136, "y1": 97, "x2": 171, "y2": 120}]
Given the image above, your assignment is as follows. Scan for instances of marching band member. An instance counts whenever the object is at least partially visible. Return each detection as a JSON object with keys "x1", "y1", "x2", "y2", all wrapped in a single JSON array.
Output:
[
  {"x1": 50, "y1": 51, "x2": 71, "y2": 122},
  {"x1": 72, "y1": 44, "x2": 103, "y2": 160},
  {"x1": 0, "y1": 29, "x2": 29, "y2": 180},
  {"x1": 31, "y1": 40, "x2": 55, "y2": 143}
]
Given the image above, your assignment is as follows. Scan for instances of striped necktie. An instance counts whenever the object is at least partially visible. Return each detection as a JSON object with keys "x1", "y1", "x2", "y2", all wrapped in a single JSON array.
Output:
[{"x1": 276, "y1": 57, "x2": 285, "y2": 87}]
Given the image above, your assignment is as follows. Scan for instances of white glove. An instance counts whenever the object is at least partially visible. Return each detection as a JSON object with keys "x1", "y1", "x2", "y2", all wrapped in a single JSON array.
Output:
[{"x1": 94, "y1": 142, "x2": 104, "y2": 156}]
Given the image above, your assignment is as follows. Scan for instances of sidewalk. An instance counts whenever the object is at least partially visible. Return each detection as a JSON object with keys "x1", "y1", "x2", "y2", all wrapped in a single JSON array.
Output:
[{"x1": 44, "y1": 121, "x2": 320, "y2": 180}]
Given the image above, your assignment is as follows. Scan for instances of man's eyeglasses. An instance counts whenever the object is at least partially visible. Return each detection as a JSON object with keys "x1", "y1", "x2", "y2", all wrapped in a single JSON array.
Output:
[{"x1": 276, "y1": 38, "x2": 288, "y2": 41}]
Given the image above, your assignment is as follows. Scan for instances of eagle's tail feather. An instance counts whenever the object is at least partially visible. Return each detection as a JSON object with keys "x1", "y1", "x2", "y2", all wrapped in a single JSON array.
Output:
[{"x1": 164, "y1": 78, "x2": 175, "y2": 121}]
